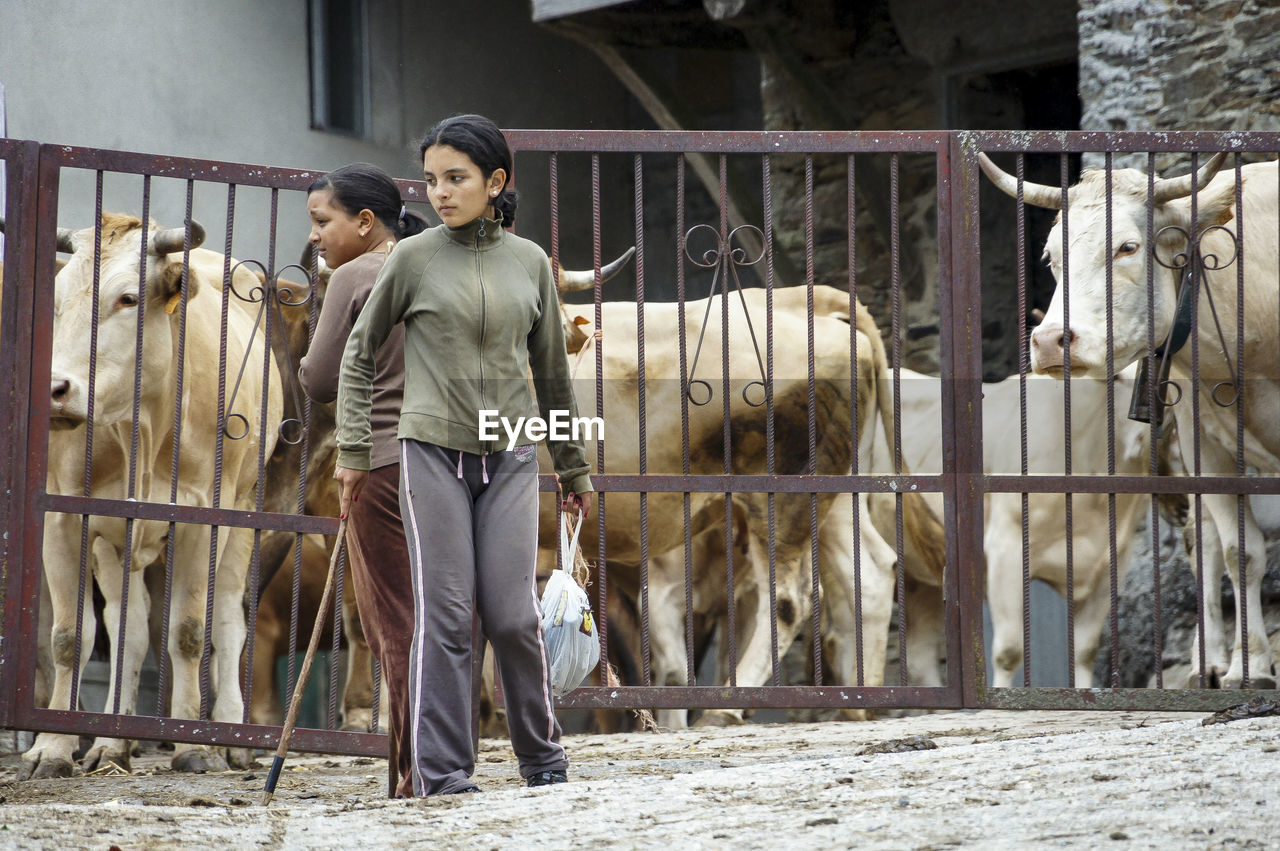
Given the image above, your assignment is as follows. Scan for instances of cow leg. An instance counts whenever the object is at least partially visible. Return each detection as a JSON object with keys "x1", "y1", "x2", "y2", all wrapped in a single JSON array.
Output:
[
  {"x1": 985, "y1": 495, "x2": 1026, "y2": 688},
  {"x1": 711, "y1": 544, "x2": 812, "y2": 727},
  {"x1": 822, "y1": 494, "x2": 897, "y2": 695},
  {"x1": 647, "y1": 545, "x2": 694, "y2": 730},
  {"x1": 1201, "y1": 494, "x2": 1274, "y2": 689},
  {"x1": 35, "y1": 572, "x2": 55, "y2": 709},
  {"x1": 210, "y1": 525, "x2": 256, "y2": 768},
  {"x1": 1183, "y1": 498, "x2": 1231, "y2": 688},
  {"x1": 20, "y1": 516, "x2": 94, "y2": 780},
  {"x1": 249, "y1": 590, "x2": 284, "y2": 727},
  {"x1": 163, "y1": 524, "x2": 229, "y2": 774},
  {"x1": 76, "y1": 536, "x2": 149, "y2": 772}
]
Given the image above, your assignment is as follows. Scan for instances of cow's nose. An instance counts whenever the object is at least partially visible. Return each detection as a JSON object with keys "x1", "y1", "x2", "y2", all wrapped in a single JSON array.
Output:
[
  {"x1": 1030, "y1": 324, "x2": 1073, "y2": 371},
  {"x1": 51, "y1": 378, "x2": 71, "y2": 402}
]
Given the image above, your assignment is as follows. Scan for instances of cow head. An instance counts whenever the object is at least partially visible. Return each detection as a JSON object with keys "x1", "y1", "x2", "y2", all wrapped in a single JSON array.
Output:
[
  {"x1": 554, "y1": 246, "x2": 637, "y2": 353},
  {"x1": 50, "y1": 214, "x2": 206, "y2": 428},
  {"x1": 979, "y1": 153, "x2": 1234, "y2": 377}
]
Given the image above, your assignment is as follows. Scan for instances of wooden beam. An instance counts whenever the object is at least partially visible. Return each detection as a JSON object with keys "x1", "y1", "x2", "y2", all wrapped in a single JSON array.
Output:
[{"x1": 555, "y1": 23, "x2": 803, "y2": 286}]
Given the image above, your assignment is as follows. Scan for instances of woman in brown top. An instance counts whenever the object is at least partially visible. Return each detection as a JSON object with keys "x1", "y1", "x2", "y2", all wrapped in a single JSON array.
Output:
[{"x1": 299, "y1": 162, "x2": 426, "y2": 797}]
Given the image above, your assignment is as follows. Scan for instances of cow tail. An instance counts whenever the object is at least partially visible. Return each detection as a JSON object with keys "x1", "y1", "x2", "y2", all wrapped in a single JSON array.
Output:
[{"x1": 854, "y1": 299, "x2": 946, "y2": 584}]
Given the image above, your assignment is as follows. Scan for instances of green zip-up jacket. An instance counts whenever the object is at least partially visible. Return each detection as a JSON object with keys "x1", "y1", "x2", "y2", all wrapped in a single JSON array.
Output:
[{"x1": 336, "y1": 215, "x2": 593, "y2": 497}]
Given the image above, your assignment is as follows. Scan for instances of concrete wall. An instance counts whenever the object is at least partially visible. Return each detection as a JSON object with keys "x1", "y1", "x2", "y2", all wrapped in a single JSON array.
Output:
[{"x1": 0, "y1": 0, "x2": 639, "y2": 263}]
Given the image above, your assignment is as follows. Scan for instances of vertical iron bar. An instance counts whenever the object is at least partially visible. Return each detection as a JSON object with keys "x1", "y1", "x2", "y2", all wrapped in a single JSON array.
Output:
[
  {"x1": 1061, "y1": 153, "x2": 1076, "y2": 689},
  {"x1": 804, "y1": 154, "x2": 821, "y2": 685},
  {"x1": 763, "y1": 153, "x2": 780, "y2": 686},
  {"x1": 891, "y1": 154, "x2": 906, "y2": 686},
  {"x1": 676, "y1": 154, "x2": 696, "y2": 688},
  {"x1": 846, "y1": 153, "x2": 864, "y2": 686},
  {"x1": 159, "y1": 180, "x2": 197, "y2": 715},
  {"x1": 634, "y1": 153, "x2": 652, "y2": 688},
  {"x1": 1105, "y1": 152, "x2": 1120, "y2": 688},
  {"x1": 591, "y1": 154, "x2": 608, "y2": 678},
  {"x1": 719, "y1": 153, "x2": 737, "y2": 687},
  {"x1": 1189, "y1": 152, "x2": 1207, "y2": 688},
  {"x1": 1016, "y1": 153, "x2": 1032, "y2": 688},
  {"x1": 1145, "y1": 153, "x2": 1164, "y2": 690},
  {"x1": 1233, "y1": 153, "x2": 1248, "y2": 687}
]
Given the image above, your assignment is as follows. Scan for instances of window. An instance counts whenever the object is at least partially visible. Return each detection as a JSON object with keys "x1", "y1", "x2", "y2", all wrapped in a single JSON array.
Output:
[{"x1": 309, "y1": 0, "x2": 370, "y2": 137}]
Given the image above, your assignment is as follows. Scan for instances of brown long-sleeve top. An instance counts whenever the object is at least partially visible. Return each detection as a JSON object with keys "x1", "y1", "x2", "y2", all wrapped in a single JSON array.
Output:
[{"x1": 299, "y1": 249, "x2": 405, "y2": 471}]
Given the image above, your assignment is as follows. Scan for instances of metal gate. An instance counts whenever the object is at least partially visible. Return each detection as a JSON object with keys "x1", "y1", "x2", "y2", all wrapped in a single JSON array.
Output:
[{"x1": 1, "y1": 130, "x2": 1278, "y2": 762}]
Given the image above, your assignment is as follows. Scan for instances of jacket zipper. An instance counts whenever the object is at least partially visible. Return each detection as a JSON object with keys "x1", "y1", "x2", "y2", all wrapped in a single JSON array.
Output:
[{"x1": 475, "y1": 231, "x2": 489, "y2": 453}]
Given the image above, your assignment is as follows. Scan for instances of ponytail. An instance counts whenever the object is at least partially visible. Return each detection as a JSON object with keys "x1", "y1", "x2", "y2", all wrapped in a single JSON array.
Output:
[
  {"x1": 396, "y1": 206, "x2": 430, "y2": 238},
  {"x1": 492, "y1": 187, "x2": 519, "y2": 228}
]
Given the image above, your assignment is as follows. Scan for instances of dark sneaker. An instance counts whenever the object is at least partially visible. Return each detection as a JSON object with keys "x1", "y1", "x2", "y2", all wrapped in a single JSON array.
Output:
[
  {"x1": 443, "y1": 784, "x2": 481, "y2": 794},
  {"x1": 526, "y1": 770, "x2": 568, "y2": 787}
]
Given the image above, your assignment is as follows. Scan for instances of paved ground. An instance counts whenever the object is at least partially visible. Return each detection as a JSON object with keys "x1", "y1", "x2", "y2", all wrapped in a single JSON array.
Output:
[{"x1": 2, "y1": 709, "x2": 1278, "y2": 849}]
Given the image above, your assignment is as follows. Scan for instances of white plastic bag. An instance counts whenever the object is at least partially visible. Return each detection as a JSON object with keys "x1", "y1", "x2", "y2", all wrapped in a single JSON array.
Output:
[{"x1": 539, "y1": 513, "x2": 601, "y2": 698}]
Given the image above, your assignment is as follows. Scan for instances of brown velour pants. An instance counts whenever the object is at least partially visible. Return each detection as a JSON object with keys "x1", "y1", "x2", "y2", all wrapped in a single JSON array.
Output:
[{"x1": 345, "y1": 462, "x2": 416, "y2": 798}]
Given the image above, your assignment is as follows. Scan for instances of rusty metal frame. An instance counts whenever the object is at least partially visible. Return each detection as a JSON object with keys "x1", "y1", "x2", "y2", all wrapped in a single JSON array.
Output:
[
  {"x1": 6, "y1": 143, "x2": 376, "y2": 755},
  {"x1": 966, "y1": 130, "x2": 1280, "y2": 710},
  {"x1": 0, "y1": 138, "x2": 42, "y2": 732},
  {"x1": 507, "y1": 129, "x2": 967, "y2": 712},
  {"x1": 4, "y1": 129, "x2": 1280, "y2": 763}
]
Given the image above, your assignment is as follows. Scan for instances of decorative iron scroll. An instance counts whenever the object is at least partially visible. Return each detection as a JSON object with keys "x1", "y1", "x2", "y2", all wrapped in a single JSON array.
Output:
[
  {"x1": 1128, "y1": 223, "x2": 1240, "y2": 431},
  {"x1": 682, "y1": 223, "x2": 770, "y2": 407},
  {"x1": 223, "y1": 260, "x2": 315, "y2": 445}
]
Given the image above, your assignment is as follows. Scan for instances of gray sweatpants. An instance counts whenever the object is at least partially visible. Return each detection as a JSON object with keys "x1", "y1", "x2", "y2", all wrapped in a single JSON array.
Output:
[{"x1": 399, "y1": 438, "x2": 566, "y2": 795}]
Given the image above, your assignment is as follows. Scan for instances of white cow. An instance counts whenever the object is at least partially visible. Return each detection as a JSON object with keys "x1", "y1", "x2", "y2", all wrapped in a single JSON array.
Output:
[
  {"x1": 873, "y1": 366, "x2": 1152, "y2": 687},
  {"x1": 980, "y1": 152, "x2": 1280, "y2": 688},
  {"x1": 20, "y1": 214, "x2": 282, "y2": 779},
  {"x1": 544, "y1": 283, "x2": 941, "y2": 726}
]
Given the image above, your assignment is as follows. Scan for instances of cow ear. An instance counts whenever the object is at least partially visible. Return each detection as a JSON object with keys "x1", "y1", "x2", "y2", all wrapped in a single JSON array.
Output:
[
  {"x1": 1194, "y1": 180, "x2": 1236, "y2": 229},
  {"x1": 1165, "y1": 179, "x2": 1236, "y2": 232},
  {"x1": 157, "y1": 259, "x2": 201, "y2": 306}
]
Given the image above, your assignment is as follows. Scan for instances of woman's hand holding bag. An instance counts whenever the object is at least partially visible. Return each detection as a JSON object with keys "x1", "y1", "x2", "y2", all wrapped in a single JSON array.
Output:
[{"x1": 539, "y1": 510, "x2": 601, "y2": 698}]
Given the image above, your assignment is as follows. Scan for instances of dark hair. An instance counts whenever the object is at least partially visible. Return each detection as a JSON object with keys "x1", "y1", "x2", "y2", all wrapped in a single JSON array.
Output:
[
  {"x1": 308, "y1": 162, "x2": 428, "y2": 239},
  {"x1": 418, "y1": 114, "x2": 518, "y2": 226}
]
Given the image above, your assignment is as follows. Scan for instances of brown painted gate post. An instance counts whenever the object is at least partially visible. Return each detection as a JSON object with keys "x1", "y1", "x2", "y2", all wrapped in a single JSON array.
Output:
[{"x1": 946, "y1": 132, "x2": 989, "y2": 709}]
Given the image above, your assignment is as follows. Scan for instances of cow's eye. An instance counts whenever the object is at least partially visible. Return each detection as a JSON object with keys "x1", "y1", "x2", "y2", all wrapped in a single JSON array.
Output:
[
  {"x1": 116, "y1": 293, "x2": 139, "y2": 309},
  {"x1": 1116, "y1": 241, "x2": 1140, "y2": 257}
]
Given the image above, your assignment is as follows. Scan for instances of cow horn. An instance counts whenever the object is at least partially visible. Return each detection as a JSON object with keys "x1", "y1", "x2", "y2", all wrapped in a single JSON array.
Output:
[
  {"x1": 555, "y1": 246, "x2": 638, "y2": 294},
  {"x1": 0, "y1": 216, "x2": 78, "y2": 253},
  {"x1": 977, "y1": 153, "x2": 1063, "y2": 211},
  {"x1": 150, "y1": 220, "x2": 207, "y2": 256},
  {"x1": 1151, "y1": 152, "x2": 1228, "y2": 203}
]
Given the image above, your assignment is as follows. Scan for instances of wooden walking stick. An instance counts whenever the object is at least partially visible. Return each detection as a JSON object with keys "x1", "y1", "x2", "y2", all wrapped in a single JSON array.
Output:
[{"x1": 261, "y1": 514, "x2": 348, "y2": 806}]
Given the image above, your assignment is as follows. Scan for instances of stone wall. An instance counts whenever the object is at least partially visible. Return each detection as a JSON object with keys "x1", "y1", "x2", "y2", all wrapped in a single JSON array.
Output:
[
  {"x1": 1080, "y1": 0, "x2": 1280, "y2": 175},
  {"x1": 1080, "y1": 0, "x2": 1280, "y2": 134}
]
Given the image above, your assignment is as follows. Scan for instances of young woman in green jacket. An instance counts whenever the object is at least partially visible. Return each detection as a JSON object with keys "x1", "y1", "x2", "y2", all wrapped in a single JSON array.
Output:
[{"x1": 335, "y1": 114, "x2": 593, "y2": 796}]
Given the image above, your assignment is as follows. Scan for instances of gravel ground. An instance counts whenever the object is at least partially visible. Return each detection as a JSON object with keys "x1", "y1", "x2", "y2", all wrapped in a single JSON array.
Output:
[{"x1": 2, "y1": 709, "x2": 1278, "y2": 849}]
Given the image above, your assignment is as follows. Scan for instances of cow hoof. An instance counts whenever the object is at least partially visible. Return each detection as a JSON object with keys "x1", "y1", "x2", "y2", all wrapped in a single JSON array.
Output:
[
  {"x1": 1185, "y1": 669, "x2": 1224, "y2": 689},
  {"x1": 1223, "y1": 673, "x2": 1277, "y2": 690},
  {"x1": 227, "y1": 747, "x2": 258, "y2": 770},
  {"x1": 171, "y1": 747, "x2": 229, "y2": 774},
  {"x1": 82, "y1": 744, "x2": 132, "y2": 774},
  {"x1": 693, "y1": 710, "x2": 745, "y2": 728},
  {"x1": 17, "y1": 755, "x2": 78, "y2": 781}
]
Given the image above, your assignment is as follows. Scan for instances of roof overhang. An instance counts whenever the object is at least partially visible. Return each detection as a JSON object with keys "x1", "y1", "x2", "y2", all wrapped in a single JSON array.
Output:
[{"x1": 531, "y1": 0, "x2": 637, "y2": 22}]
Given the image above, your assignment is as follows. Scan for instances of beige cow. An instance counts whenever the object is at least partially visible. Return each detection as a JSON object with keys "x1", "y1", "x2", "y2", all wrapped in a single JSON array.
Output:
[{"x1": 20, "y1": 215, "x2": 282, "y2": 779}]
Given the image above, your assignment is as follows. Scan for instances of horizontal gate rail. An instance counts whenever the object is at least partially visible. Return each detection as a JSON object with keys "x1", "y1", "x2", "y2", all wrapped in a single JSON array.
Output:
[{"x1": 4, "y1": 129, "x2": 1280, "y2": 770}]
